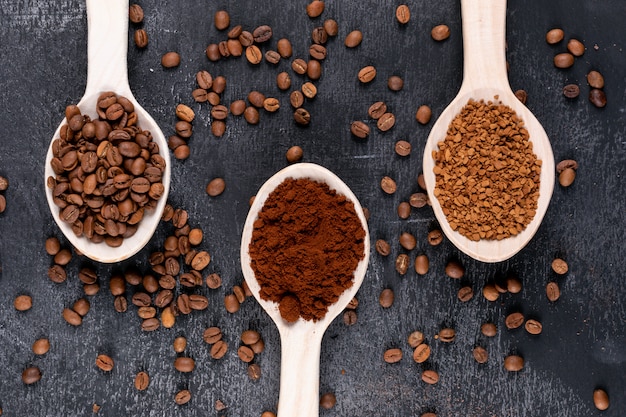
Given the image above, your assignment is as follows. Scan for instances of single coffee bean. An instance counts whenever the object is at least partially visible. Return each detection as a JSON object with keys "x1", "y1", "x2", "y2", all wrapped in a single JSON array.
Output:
[
  {"x1": 546, "y1": 281, "x2": 560, "y2": 301},
  {"x1": 191, "y1": 251, "x2": 211, "y2": 271},
  {"x1": 83, "y1": 282, "x2": 100, "y2": 296},
  {"x1": 301, "y1": 82, "x2": 317, "y2": 99},
  {"x1": 506, "y1": 276, "x2": 522, "y2": 293},
  {"x1": 368, "y1": 101, "x2": 387, "y2": 119},
  {"x1": 413, "y1": 343, "x2": 431, "y2": 363},
  {"x1": 245, "y1": 45, "x2": 263, "y2": 64},
  {"x1": 407, "y1": 330, "x2": 424, "y2": 348},
  {"x1": 211, "y1": 104, "x2": 229, "y2": 120},
  {"x1": 323, "y1": 19, "x2": 338, "y2": 36},
  {"x1": 230, "y1": 99, "x2": 246, "y2": 116},
  {"x1": 380, "y1": 176, "x2": 397, "y2": 194},
  {"x1": 377, "y1": 112, "x2": 396, "y2": 131},
  {"x1": 445, "y1": 260, "x2": 465, "y2": 279},
  {"x1": 524, "y1": 319, "x2": 543, "y2": 335},
  {"x1": 546, "y1": 28, "x2": 564, "y2": 44},
  {"x1": 294, "y1": 108, "x2": 311, "y2": 125},
  {"x1": 32, "y1": 338, "x2": 50, "y2": 355},
  {"x1": 343, "y1": 309, "x2": 357, "y2": 325},
  {"x1": 556, "y1": 159, "x2": 579, "y2": 174},
  {"x1": 14, "y1": 294, "x2": 33, "y2": 311},
  {"x1": 567, "y1": 38, "x2": 585, "y2": 56},
  {"x1": 395, "y1": 254, "x2": 409, "y2": 275},
  {"x1": 237, "y1": 345, "x2": 255, "y2": 362},
  {"x1": 189, "y1": 294, "x2": 209, "y2": 310},
  {"x1": 379, "y1": 288, "x2": 395, "y2": 308},
  {"x1": 206, "y1": 273, "x2": 222, "y2": 289},
  {"x1": 431, "y1": 24, "x2": 450, "y2": 41},
  {"x1": 192, "y1": 88, "x2": 208, "y2": 103},
  {"x1": 253, "y1": 25, "x2": 273, "y2": 43},
  {"x1": 205, "y1": 44, "x2": 220, "y2": 62},
  {"x1": 248, "y1": 91, "x2": 266, "y2": 108},
  {"x1": 410, "y1": 192, "x2": 429, "y2": 208},
  {"x1": 22, "y1": 366, "x2": 42, "y2": 385},
  {"x1": 427, "y1": 229, "x2": 443, "y2": 245},
  {"x1": 396, "y1": 4, "x2": 410, "y2": 24},
  {"x1": 504, "y1": 354, "x2": 524, "y2": 372},
  {"x1": 559, "y1": 167, "x2": 576, "y2": 187},
  {"x1": 344, "y1": 30, "x2": 363, "y2": 48},
  {"x1": 375, "y1": 239, "x2": 391, "y2": 256},
  {"x1": 247, "y1": 363, "x2": 262, "y2": 380},
  {"x1": 593, "y1": 388, "x2": 610, "y2": 411},
  {"x1": 586, "y1": 70, "x2": 605, "y2": 89},
  {"x1": 399, "y1": 232, "x2": 416, "y2": 251},
  {"x1": 414, "y1": 254, "x2": 429, "y2": 275},
  {"x1": 553, "y1": 52, "x2": 574, "y2": 68},
  {"x1": 134, "y1": 371, "x2": 150, "y2": 391},
  {"x1": 306, "y1": 59, "x2": 322, "y2": 80},
  {"x1": 505, "y1": 312, "x2": 525, "y2": 329},
  {"x1": 227, "y1": 39, "x2": 243, "y2": 56},
  {"x1": 96, "y1": 354, "x2": 114, "y2": 372},
  {"x1": 551, "y1": 258, "x2": 568, "y2": 274},
  {"x1": 175, "y1": 104, "x2": 195, "y2": 123},
  {"x1": 137, "y1": 306, "x2": 156, "y2": 319},
  {"x1": 319, "y1": 392, "x2": 336, "y2": 410},
  {"x1": 237, "y1": 30, "x2": 253, "y2": 47},
  {"x1": 173, "y1": 336, "x2": 187, "y2": 353},
  {"x1": 422, "y1": 369, "x2": 439, "y2": 384},
  {"x1": 241, "y1": 329, "x2": 261, "y2": 346},
  {"x1": 175, "y1": 389, "x2": 192, "y2": 405},
  {"x1": 438, "y1": 328, "x2": 456, "y2": 342},
  {"x1": 265, "y1": 50, "x2": 281, "y2": 64},
  {"x1": 481, "y1": 322, "x2": 497, "y2": 337},
  {"x1": 54, "y1": 248, "x2": 72, "y2": 266},
  {"x1": 387, "y1": 75, "x2": 404, "y2": 91},
  {"x1": 73, "y1": 298, "x2": 90, "y2": 316},
  {"x1": 212, "y1": 75, "x2": 227, "y2": 94},
  {"x1": 514, "y1": 89, "x2": 528, "y2": 104},
  {"x1": 214, "y1": 10, "x2": 230, "y2": 30},
  {"x1": 210, "y1": 340, "x2": 228, "y2": 359},
  {"x1": 415, "y1": 105, "x2": 432, "y2": 124},
  {"x1": 206, "y1": 178, "x2": 225, "y2": 197},
  {"x1": 128, "y1": 4, "x2": 144, "y2": 23},
  {"x1": 458, "y1": 286, "x2": 474, "y2": 302},
  {"x1": 244, "y1": 106, "x2": 260, "y2": 124},
  {"x1": 350, "y1": 121, "x2": 370, "y2": 139},
  {"x1": 134, "y1": 28, "x2": 148, "y2": 48},
  {"x1": 277, "y1": 38, "x2": 293, "y2": 58},
  {"x1": 141, "y1": 316, "x2": 159, "y2": 331},
  {"x1": 286, "y1": 145, "x2": 304, "y2": 163},
  {"x1": 202, "y1": 327, "x2": 223, "y2": 345},
  {"x1": 306, "y1": 0, "x2": 325, "y2": 17},
  {"x1": 291, "y1": 58, "x2": 308, "y2": 75},
  {"x1": 482, "y1": 284, "x2": 499, "y2": 301},
  {"x1": 473, "y1": 346, "x2": 488, "y2": 364},
  {"x1": 397, "y1": 201, "x2": 411, "y2": 219},
  {"x1": 589, "y1": 88, "x2": 607, "y2": 108},
  {"x1": 358, "y1": 65, "x2": 377, "y2": 83},
  {"x1": 224, "y1": 294, "x2": 240, "y2": 313},
  {"x1": 383, "y1": 348, "x2": 403, "y2": 363},
  {"x1": 45, "y1": 236, "x2": 61, "y2": 255},
  {"x1": 114, "y1": 295, "x2": 128, "y2": 313},
  {"x1": 174, "y1": 357, "x2": 195, "y2": 373},
  {"x1": 346, "y1": 297, "x2": 359, "y2": 310},
  {"x1": 311, "y1": 26, "x2": 327, "y2": 44},
  {"x1": 161, "y1": 51, "x2": 181, "y2": 68}
]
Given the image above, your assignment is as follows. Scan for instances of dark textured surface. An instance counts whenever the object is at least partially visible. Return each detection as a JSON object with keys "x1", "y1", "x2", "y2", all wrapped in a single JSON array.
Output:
[{"x1": 0, "y1": 0, "x2": 624, "y2": 416}]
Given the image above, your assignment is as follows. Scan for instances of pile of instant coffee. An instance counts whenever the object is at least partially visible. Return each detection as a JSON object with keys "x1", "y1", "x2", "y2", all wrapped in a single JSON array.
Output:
[{"x1": 47, "y1": 92, "x2": 166, "y2": 247}]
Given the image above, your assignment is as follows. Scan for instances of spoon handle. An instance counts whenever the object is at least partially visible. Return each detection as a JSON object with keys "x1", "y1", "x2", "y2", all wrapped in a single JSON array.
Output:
[
  {"x1": 83, "y1": 0, "x2": 131, "y2": 99},
  {"x1": 459, "y1": 0, "x2": 509, "y2": 93},
  {"x1": 276, "y1": 328, "x2": 324, "y2": 417}
]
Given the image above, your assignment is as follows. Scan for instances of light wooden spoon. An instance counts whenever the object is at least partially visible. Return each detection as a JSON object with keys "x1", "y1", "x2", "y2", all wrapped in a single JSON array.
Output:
[
  {"x1": 44, "y1": 0, "x2": 170, "y2": 263},
  {"x1": 240, "y1": 163, "x2": 370, "y2": 417},
  {"x1": 422, "y1": 0, "x2": 555, "y2": 263}
]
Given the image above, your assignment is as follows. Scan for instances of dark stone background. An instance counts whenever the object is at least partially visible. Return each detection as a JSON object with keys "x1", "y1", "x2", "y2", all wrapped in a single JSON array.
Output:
[{"x1": 0, "y1": 0, "x2": 624, "y2": 416}]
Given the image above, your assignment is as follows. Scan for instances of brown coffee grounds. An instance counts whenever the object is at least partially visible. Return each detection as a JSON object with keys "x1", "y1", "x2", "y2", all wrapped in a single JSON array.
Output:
[
  {"x1": 432, "y1": 99, "x2": 541, "y2": 241},
  {"x1": 248, "y1": 177, "x2": 366, "y2": 322}
]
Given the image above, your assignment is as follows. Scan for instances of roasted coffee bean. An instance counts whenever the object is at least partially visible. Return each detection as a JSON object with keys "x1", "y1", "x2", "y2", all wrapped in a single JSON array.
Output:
[
  {"x1": 175, "y1": 389, "x2": 192, "y2": 405},
  {"x1": 54, "y1": 248, "x2": 72, "y2": 266},
  {"x1": 546, "y1": 281, "x2": 560, "y2": 301},
  {"x1": 553, "y1": 52, "x2": 574, "y2": 68},
  {"x1": 589, "y1": 88, "x2": 607, "y2": 108},
  {"x1": 567, "y1": 38, "x2": 585, "y2": 56},
  {"x1": 395, "y1": 254, "x2": 409, "y2": 275},
  {"x1": 444, "y1": 260, "x2": 464, "y2": 279},
  {"x1": 277, "y1": 38, "x2": 293, "y2": 58},
  {"x1": 133, "y1": 27, "x2": 148, "y2": 48},
  {"x1": 431, "y1": 24, "x2": 450, "y2": 41},
  {"x1": 344, "y1": 30, "x2": 363, "y2": 48},
  {"x1": 413, "y1": 343, "x2": 431, "y2": 363},
  {"x1": 263, "y1": 97, "x2": 280, "y2": 112},
  {"x1": 409, "y1": 192, "x2": 429, "y2": 208},
  {"x1": 309, "y1": 44, "x2": 327, "y2": 60},
  {"x1": 211, "y1": 105, "x2": 229, "y2": 120},
  {"x1": 396, "y1": 4, "x2": 410, "y2": 23},
  {"x1": 189, "y1": 294, "x2": 209, "y2": 310},
  {"x1": 473, "y1": 346, "x2": 488, "y2": 363},
  {"x1": 306, "y1": 59, "x2": 321, "y2": 80},
  {"x1": 96, "y1": 354, "x2": 114, "y2": 372},
  {"x1": 265, "y1": 50, "x2": 281, "y2": 64},
  {"x1": 141, "y1": 317, "x2": 160, "y2": 331},
  {"x1": 379, "y1": 288, "x2": 395, "y2": 308},
  {"x1": 350, "y1": 121, "x2": 370, "y2": 138},
  {"x1": 383, "y1": 348, "x2": 403, "y2": 363},
  {"x1": 161, "y1": 306, "x2": 175, "y2": 328},
  {"x1": 380, "y1": 176, "x2": 397, "y2": 194},
  {"x1": 114, "y1": 295, "x2": 128, "y2": 313},
  {"x1": 375, "y1": 239, "x2": 391, "y2": 256},
  {"x1": 438, "y1": 328, "x2": 456, "y2": 342},
  {"x1": 301, "y1": 82, "x2": 317, "y2": 99},
  {"x1": 227, "y1": 39, "x2": 243, "y2": 56},
  {"x1": 237, "y1": 345, "x2": 254, "y2": 362},
  {"x1": 191, "y1": 251, "x2": 211, "y2": 270},
  {"x1": 524, "y1": 319, "x2": 542, "y2": 335},
  {"x1": 505, "y1": 312, "x2": 524, "y2": 329},
  {"x1": 286, "y1": 145, "x2": 304, "y2": 163},
  {"x1": 414, "y1": 254, "x2": 429, "y2": 275},
  {"x1": 206, "y1": 178, "x2": 225, "y2": 197},
  {"x1": 14, "y1": 295, "x2": 33, "y2": 311},
  {"x1": 343, "y1": 309, "x2": 358, "y2": 325},
  {"x1": 212, "y1": 75, "x2": 227, "y2": 94},
  {"x1": 224, "y1": 294, "x2": 240, "y2": 313},
  {"x1": 407, "y1": 331, "x2": 424, "y2": 348},
  {"x1": 214, "y1": 10, "x2": 230, "y2": 30},
  {"x1": 128, "y1": 4, "x2": 144, "y2": 23},
  {"x1": 481, "y1": 322, "x2": 497, "y2": 337},
  {"x1": 174, "y1": 357, "x2": 195, "y2": 373},
  {"x1": 323, "y1": 18, "x2": 338, "y2": 36},
  {"x1": 368, "y1": 101, "x2": 387, "y2": 119},
  {"x1": 294, "y1": 108, "x2": 311, "y2": 125},
  {"x1": 154, "y1": 289, "x2": 173, "y2": 308},
  {"x1": 206, "y1": 273, "x2": 222, "y2": 289},
  {"x1": 175, "y1": 104, "x2": 195, "y2": 123},
  {"x1": 593, "y1": 388, "x2": 610, "y2": 411},
  {"x1": 291, "y1": 58, "x2": 308, "y2": 75},
  {"x1": 176, "y1": 294, "x2": 191, "y2": 315},
  {"x1": 306, "y1": 0, "x2": 325, "y2": 17},
  {"x1": 377, "y1": 113, "x2": 395, "y2": 131},
  {"x1": 395, "y1": 140, "x2": 411, "y2": 157},
  {"x1": 137, "y1": 306, "x2": 156, "y2": 319},
  {"x1": 545, "y1": 28, "x2": 564, "y2": 44},
  {"x1": 514, "y1": 89, "x2": 528, "y2": 104},
  {"x1": 586, "y1": 70, "x2": 605, "y2": 89},
  {"x1": 203, "y1": 326, "x2": 223, "y2": 345},
  {"x1": 399, "y1": 232, "x2": 416, "y2": 250},
  {"x1": 45, "y1": 236, "x2": 61, "y2": 255},
  {"x1": 311, "y1": 26, "x2": 327, "y2": 44},
  {"x1": 482, "y1": 284, "x2": 499, "y2": 301},
  {"x1": 196, "y1": 70, "x2": 213, "y2": 90},
  {"x1": 73, "y1": 298, "x2": 90, "y2": 316},
  {"x1": 48, "y1": 264, "x2": 67, "y2": 283},
  {"x1": 559, "y1": 167, "x2": 576, "y2": 187},
  {"x1": 551, "y1": 258, "x2": 568, "y2": 274},
  {"x1": 247, "y1": 363, "x2": 262, "y2": 380},
  {"x1": 253, "y1": 25, "x2": 273, "y2": 43},
  {"x1": 397, "y1": 201, "x2": 411, "y2": 219},
  {"x1": 415, "y1": 105, "x2": 433, "y2": 125},
  {"x1": 161, "y1": 51, "x2": 180, "y2": 68},
  {"x1": 233, "y1": 285, "x2": 246, "y2": 303},
  {"x1": 387, "y1": 75, "x2": 404, "y2": 91},
  {"x1": 229, "y1": 100, "x2": 246, "y2": 116},
  {"x1": 31, "y1": 338, "x2": 50, "y2": 356},
  {"x1": 504, "y1": 355, "x2": 524, "y2": 372},
  {"x1": 427, "y1": 229, "x2": 443, "y2": 245},
  {"x1": 83, "y1": 282, "x2": 100, "y2": 296},
  {"x1": 210, "y1": 340, "x2": 228, "y2": 359},
  {"x1": 192, "y1": 88, "x2": 208, "y2": 102},
  {"x1": 240, "y1": 329, "x2": 261, "y2": 346},
  {"x1": 248, "y1": 91, "x2": 266, "y2": 108},
  {"x1": 134, "y1": 371, "x2": 149, "y2": 391},
  {"x1": 457, "y1": 286, "x2": 474, "y2": 302},
  {"x1": 173, "y1": 336, "x2": 187, "y2": 353},
  {"x1": 358, "y1": 66, "x2": 377, "y2": 83},
  {"x1": 22, "y1": 366, "x2": 42, "y2": 385},
  {"x1": 422, "y1": 369, "x2": 439, "y2": 384},
  {"x1": 245, "y1": 45, "x2": 262, "y2": 64},
  {"x1": 244, "y1": 106, "x2": 260, "y2": 124}
]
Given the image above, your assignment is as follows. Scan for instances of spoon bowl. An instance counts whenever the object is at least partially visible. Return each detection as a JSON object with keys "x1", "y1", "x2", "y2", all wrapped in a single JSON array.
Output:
[
  {"x1": 44, "y1": 0, "x2": 170, "y2": 263},
  {"x1": 240, "y1": 163, "x2": 370, "y2": 417},
  {"x1": 422, "y1": 0, "x2": 554, "y2": 263}
]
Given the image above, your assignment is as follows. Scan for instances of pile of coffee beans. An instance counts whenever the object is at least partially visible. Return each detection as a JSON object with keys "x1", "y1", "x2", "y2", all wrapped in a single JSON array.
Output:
[{"x1": 0, "y1": 175, "x2": 7, "y2": 214}]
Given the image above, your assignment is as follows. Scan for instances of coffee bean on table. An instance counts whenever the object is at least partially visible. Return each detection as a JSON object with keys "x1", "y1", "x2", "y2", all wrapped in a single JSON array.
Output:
[
  {"x1": 481, "y1": 322, "x2": 497, "y2": 337},
  {"x1": 350, "y1": 121, "x2": 370, "y2": 139},
  {"x1": 174, "y1": 357, "x2": 195, "y2": 373},
  {"x1": 383, "y1": 348, "x2": 402, "y2": 363},
  {"x1": 482, "y1": 284, "x2": 499, "y2": 301},
  {"x1": 399, "y1": 232, "x2": 416, "y2": 250},
  {"x1": 445, "y1": 260, "x2": 464, "y2": 279},
  {"x1": 395, "y1": 254, "x2": 409, "y2": 275},
  {"x1": 422, "y1": 369, "x2": 439, "y2": 384},
  {"x1": 22, "y1": 366, "x2": 42, "y2": 385},
  {"x1": 301, "y1": 82, "x2": 317, "y2": 99},
  {"x1": 210, "y1": 340, "x2": 228, "y2": 359},
  {"x1": 306, "y1": 59, "x2": 321, "y2": 80},
  {"x1": 323, "y1": 19, "x2": 338, "y2": 36},
  {"x1": 224, "y1": 294, "x2": 240, "y2": 313},
  {"x1": 380, "y1": 176, "x2": 397, "y2": 194},
  {"x1": 375, "y1": 239, "x2": 391, "y2": 256},
  {"x1": 358, "y1": 66, "x2": 377, "y2": 83},
  {"x1": 407, "y1": 331, "x2": 424, "y2": 348},
  {"x1": 410, "y1": 193, "x2": 428, "y2": 208},
  {"x1": 438, "y1": 328, "x2": 455, "y2": 342},
  {"x1": 551, "y1": 258, "x2": 568, "y2": 274},
  {"x1": 141, "y1": 317, "x2": 160, "y2": 331},
  {"x1": 379, "y1": 288, "x2": 394, "y2": 308},
  {"x1": 504, "y1": 354, "x2": 524, "y2": 372},
  {"x1": 427, "y1": 229, "x2": 443, "y2": 245},
  {"x1": 514, "y1": 89, "x2": 528, "y2": 104},
  {"x1": 306, "y1": 0, "x2": 325, "y2": 17},
  {"x1": 32, "y1": 338, "x2": 50, "y2": 355},
  {"x1": 128, "y1": 4, "x2": 144, "y2": 23},
  {"x1": 244, "y1": 106, "x2": 260, "y2": 124},
  {"x1": 294, "y1": 108, "x2": 311, "y2": 125},
  {"x1": 415, "y1": 105, "x2": 432, "y2": 124},
  {"x1": 248, "y1": 363, "x2": 262, "y2": 380},
  {"x1": 277, "y1": 38, "x2": 293, "y2": 58},
  {"x1": 96, "y1": 354, "x2": 114, "y2": 372},
  {"x1": 175, "y1": 389, "x2": 192, "y2": 405},
  {"x1": 161, "y1": 52, "x2": 180, "y2": 68},
  {"x1": 344, "y1": 30, "x2": 363, "y2": 48},
  {"x1": 206, "y1": 178, "x2": 225, "y2": 196},
  {"x1": 414, "y1": 254, "x2": 429, "y2": 275},
  {"x1": 377, "y1": 113, "x2": 395, "y2": 131},
  {"x1": 593, "y1": 388, "x2": 610, "y2": 411},
  {"x1": 206, "y1": 273, "x2": 222, "y2": 289},
  {"x1": 320, "y1": 392, "x2": 336, "y2": 410},
  {"x1": 505, "y1": 312, "x2": 524, "y2": 329},
  {"x1": 73, "y1": 298, "x2": 90, "y2": 316},
  {"x1": 387, "y1": 76, "x2": 404, "y2": 91},
  {"x1": 245, "y1": 45, "x2": 263, "y2": 64},
  {"x1": 545, "y1": 28, "x2": 564, "y2": 44},
  {"x1": 589, "y1": 88, "x2": 607, "y2": 108},
  {"x1": 368, "y1": 101, "x2": 387, "y2": 119},
  {"x1": 559, "y1": 167, "x2": 576, "y2": 187},
  {"x1": 311, "y1": 26, "x2": 327, "y2": 44},
  {"x1": 546, "y1": 281, "x2": 560, "y2": 301},
  {"x1": 237, "y1": 346, "x2": 254, "y2": 362},
  {"x1": 397, "y1": 202, "x2": 411, "y2": 219},
  {"x1": 458, "y1": 286, "x2": 474, "y2": 302},
  {"x1": 473, "y1": 346, "x2": 488, "y2": 363},
  {"x1": 286, "y1": 146, "x2": 303, "y2": 163},
  {"x1": 214, "y1": 10, "x2": 230, "y2": 30},
  {"x1": 45, "y1": 236, "x2": 61, "y2": 255},
  {"x1": 396, "y1": 4, "x2": 410, "y2": 24},
  {"x1": 343, "y1": 310, "x2": 357, "y2": 325},
  {"x1": 413, "y1": 343, "x2": 431, "y2": 363},
  {"x1": 431, "y1": 24, "x2": 450, "y2": 41},
  {"x1": 14, "y1": 294, "x2": 33, "y2": 311},
  {"x1": 567, "y1": 38, "x2": 585, "y2": 56},
  {"x1": 0, "y1": 176, "x2": 8, "y2": 191},
  {"x1": 134, "y1": 371, "x2": 150, "y2": 391},
  {"x1": 553, "y1": 52, "x2": 574, "y2": 68},
  {"x1": 54, "y1": 249, "x2": 72, "y2": 266},
  {"x1": 525, "y1": 319, "x2": 542, "y2": 335},
  {"x1": 586, "y1": 70, "x2": 604, "y2": 89}
]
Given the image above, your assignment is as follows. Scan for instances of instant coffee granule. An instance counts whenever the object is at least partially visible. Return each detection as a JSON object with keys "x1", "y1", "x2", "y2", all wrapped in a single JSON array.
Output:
[
  {"x1": 248, "y1": 178, "x2": 366, "y2": 322},
  {"x1": 432, "y1": 99, "x2": 541, "y2": 241}
]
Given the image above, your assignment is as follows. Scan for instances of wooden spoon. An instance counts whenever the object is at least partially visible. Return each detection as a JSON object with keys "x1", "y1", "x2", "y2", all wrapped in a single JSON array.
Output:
[
  {"x1": 44, "y1": 0, "x2": 170, "y2": 263},
  {"x1": 422, "y1": 0, "x2": 555, "y2": 262},
  {"x1": 240, "y1": 163, "x2": 370, "y2": 417}
]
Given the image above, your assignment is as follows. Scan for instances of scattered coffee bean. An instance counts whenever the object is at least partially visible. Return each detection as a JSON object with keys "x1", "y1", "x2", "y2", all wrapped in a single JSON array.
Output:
[
  {"x1": 558, "y1": 167, "x2": 576, "y2": 187},
  {"x1": 237, "y1": 345, "x2": 254, "y2": 362},
  {"x1": 206, "y1": 273, "x2": 222, "y2": 289},
  {"x1": 323, "y1": 19, "x2": 338, "y2": 36},
  {"x1": 399, "y1": 232, "x2": 416, "y2": 251},
  {"x1": 161, "y1": 51, "x2": 181, "y2": 68},
  {"x1": 343, "y1": 309, "x2": 357, "y2": 325},
  {"x1": 444, "y1": 260, "x2": 464, "y2": 279},
  {"x1": 203, "y1": 327, "x2": 223, "y2": 345},
  {"x1": 14, "y1": 294, "x2": 32, "y2": 311},
  {"x1": 128, "y1": 4, "x2": 144, "y2": 23},
  {"x1": 414, "y1": 254, "x2": 429, "y2": 275},
  {"x1": 545, "y1": 28, "x2": 564, "y2": 44},
  {"x1": 246, "y1": 45, "x2": 263, "y2": 64},
  {"x1": 422, "y1": 369, "x2": 439, "y2": 384},
  {"x1": 481, "y1": 322, "x2": 497, "y2": 337},
  {"x1": 457, "y1": 286, "x2": 474, "y2": 302},
  {"x1": 32, "y1": 338, "x2": 50, "y2": 355},
  {"x1": 174, "y1": 357, "x2": 195, "y2": 373},
  {"x1": 387, "y1": 75, "x2": 404, "y2": 91},
  {"x1": 397, "y1": 201, "x2": 411, "y2": 219},
  {"x1": 413, "y1": 343, "x2": 431, "y2": 363},
  {"x1": 505, "y1": 312, "x2": 525, "y2": 329},
  {"x1": 291, "y1": 58, "x2": 308, "y2": 75},
  {"x1": 224, "y1": 294, "x2": 240, "y2": 313},
  {"x1": 134, "y1": 371, "x2": 150, "y2": 391},
  {"x1": 377, "y1": 113, "x2": 395, "y2": 131},
  {"x1": 214, "y1": 10, "x2": 230, "y2": 30},
  {"x1": 415, "y1": 105, "x2": 432, "y2": 124},
  {"x1": 230, "y1": 100, "x2": 246, "y2": 116},
  {"x1": 253, "y1": 25, "x2": 273, "y2": 43},
  {"x1": 290, "y1": 91, "x2": 305, "y2": 108},
  {"x1": 431, "y1": 24, "x2": 450, "y2": 41},
  {"x1": 247, "y1": 363, "x2": 262, "y2": 380},
  {"x1": 504, "y1": 354, "x2": 524, "y2": 372},
  {"x1": 546, "y1": 281, "x2": 560, "y2": 302},
  {"x1": 344, "y1": 30, "x2": 363, "y2": 48},
  {"x1": 395, "y1": 254, "x2": 409, "y2": 275},
  {"x1": 368, "y1": 101, "x2": 387, "y2": 119},
  {"x1": 482, "y1": 284, "x2": 499, "y2": 301},
  {"x1": 173, "y1": 336, "x2": 187, "y2": 353},
  {"x1": 427, "y1": 229, "x2": 443, "y2": 246},
  {"x1": 586, "y1": 70, "x2": 605, "y2": 89},
  {"x1": 379, "y1": 288, "x2": 395, "y2": 308},
  {"x1": 593, "y1": 388, "x2": 609, "y2": 411},
  {"x1": 134, "y1": 28, "x2": 148, "y2": 48},
  {"x1": 141, "y1": 317, "x2": 160, "y2": 331},
  {"x1": 210, "y1": 340, "x2": 228, "y2": 359},
  {"x1": 396, "y1": 4, "x2": 410, "y2": 24},
  {"x1": 277, "y1": 38, "x2": 293, "y2": 58},
  {"x1": 567, "y1": 38, "x2": 585, "y2": 56},
  {"x1": 319, "y1": 392, "x2": 336, "y2": 410},
  {"x1": 380, "y1": 176, "x2": 397, "y2": 194},
  {"x1": 514, "y1": 89, "x2": 528, "y2": 104},
  {"x1": 265, "y1": 50, "x2": 281, "y2": 64},
  {"x1": 358, "y1": 66, "x2": 377, "y2": 83},
  {"x1": 244, "y1": 106, "x2": 260, "y2": 124},
  {"x1": 73, "y1": 298, "x2": 90, "y2": 316},
  {"x1": 589, "y1": 88, "x2": 607, "y2": 108},
  {"x1": 306, "y1": 59, "x2": 322, "y2": 80},
  {"x1": 206, "y1": 178, "x2": 226, "y2": 197},
  {"x1": 239, "y1": 31, "x2": 254, "y2": 47},
  {"x1": 301, "y1": 82, "x2": 317, "y2": 99},
  {"x1": 175, "y1": 389, "x2": 192, "y2": 405},
  {"x1": 375, "y1": 239, "x2": 391, "y2": 256},
  {"x1": 294, "y1": 108, "x2": 311, "y2": 125},
  {"x1": 45, "y1": 236, "x2": 61, "y2": 256},
  {"x1": 438, "y1": 328, "x2": 456, "y2": 342},
  {"x1": 525, "y1": 319, "x2": 543, "y2": 335},
  {"x1": 22, "y1": 366, "x2": 42, "y2": 385},
  {"x1": 406, "y1": 331, "x2": 424, "y2": 349},
  {"x1": 206, "y1": 44, "x2": 220, "y2": 61},
  {"x1": 553, "y1": 52, "x2": 574, "y2": 68},
  {"x1": 563, "y1": 84, "x2": 579, "y2": 98},
  {"x1": 96, "y1": 354, "x2": 114, "y2": 372},
  {"x1": 286, "y1": 146, "x2": 304, "y2": 163},
  {"x1": 306, "y1": 0, "x2": 325, "y2": 18},
  {"x1": 384, "y1": 348, "x2": 403, "y2": 363},
  {"x1": 551, "y1": 258, "x2": 568, "y2": 274},
  {"x1": 473, "y1": 346, "x2": 488, "y2": 363},
  {"x1": 350, "y1": 121, "x2": 370, "y2": 139}
]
